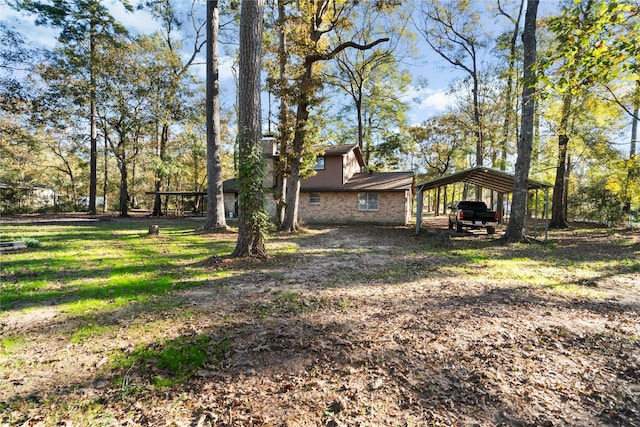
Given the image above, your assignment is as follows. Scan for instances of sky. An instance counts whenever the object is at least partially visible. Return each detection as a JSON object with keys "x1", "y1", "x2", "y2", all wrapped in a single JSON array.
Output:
[
  {"x1": 1, "y1": 0, "x2": 461, "y2": 127},
  {"x1": 4, "y1": 0, "x2": 630, "y2": 154}
]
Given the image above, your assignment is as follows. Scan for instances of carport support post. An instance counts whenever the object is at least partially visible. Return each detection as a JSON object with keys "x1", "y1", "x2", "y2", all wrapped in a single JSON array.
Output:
[
  {"x1": 544, "y1": 187, "x2": 550, "y2": 241},
  {"x1": 416, "y1": 190, "x2": 423, "y2": 233},
  {"x1": 534, "y1": 189, "x2": 539, "y2": 238}
]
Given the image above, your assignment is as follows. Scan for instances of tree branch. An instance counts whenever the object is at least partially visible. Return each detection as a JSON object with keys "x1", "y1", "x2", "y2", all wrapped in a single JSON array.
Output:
[{"x1": 305, "y1": 38, "x2": 389, "y2": 66}]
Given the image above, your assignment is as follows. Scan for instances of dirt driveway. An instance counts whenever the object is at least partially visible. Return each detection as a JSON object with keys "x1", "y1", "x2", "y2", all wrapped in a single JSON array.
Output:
[{"x1": 1, "y1": 221, "x2": 639, "y2": 426}]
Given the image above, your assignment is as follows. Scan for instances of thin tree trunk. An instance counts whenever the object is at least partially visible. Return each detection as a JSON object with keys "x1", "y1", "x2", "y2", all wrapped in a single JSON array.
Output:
[
  {"x1": 356, "y1": 97, "x2": 364, "y2": 156},
  {"x1": 281, "y1": 64, "x2": 312, "y2": 232},
  {"x1": 89, "y1": 28, "x2": 98, "y2": 215},
  {"x1": 274, "y1": 0, "x2": 288, "y2": 226},
  {"x1": 497, "y1": 0, "x2": 524, "y2": 225},
  {"x1": 152, "y1": 123, "x2": 167, "y2": 216},
  {"x1": 205, "y1": 0, "x2": 228, "y2": 230},
  {"x1": 502, "y1": 0, "x2": 539, "y2": 243},
  {"x1": 472, "y1": 67, "x2": 483, "y2": 201},
  {"x1": 564, "y1": 154, "x2": 570, "y2": 220},
  {"x1": 118, "y1": 153, "x2": 129, "y2": 217},
  {"x1": 102, "y1": 131, "x2": 108, "y2": 212},
  {"x1": 631, "y1": 79, "x2": 639, "y2": 159},
  {"x1": 549, "y1": 92, "x2": 572, "y2": 228}
]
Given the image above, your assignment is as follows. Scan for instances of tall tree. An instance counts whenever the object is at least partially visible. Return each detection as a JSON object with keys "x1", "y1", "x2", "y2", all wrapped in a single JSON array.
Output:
[
  {"x1": 205, "y1": 0, "x2": 228, "y2": 230},
  {"x1": 544, "y1": 0, "x2": 632, "y2": 228},
  {"x1": 277, "y1": 0, "x2": 389, "y2": 232},
  {"x1": 96, "y1": 37, "x2": 152, "y2": 217},
  {"x1": 412, "y1": 116, "x2": 462, "y2": 214},
  {"x1": 17, "y1": 0, "x2": 131, "y2": 215},
  {"x1": 502, "y1": 0, "x2": 539, "y2": 243},
  {"x1": 324, "y1": 1, "x2": 412, "y2": 163},
  {"x1": 232, "y1": 0, "x2": 268, "y2": 257},
  {"x1": 140, "y1": 0, "x2": 207, "y2": 217},
  {"x1": 494, "y1": 0, "x2": 525, "y2": 222},
  {"x1": 415, "y1": 0, "x2": 487, "y2": 199}
]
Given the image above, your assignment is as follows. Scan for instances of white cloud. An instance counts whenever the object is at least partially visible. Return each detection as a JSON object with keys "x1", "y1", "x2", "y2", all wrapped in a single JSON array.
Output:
[
  {"x1": 403, "y1": 85, "x2": 453, "y2": 125},
  {"x1": 105, "y1": 0, "x2": 160, "y2": 36},
  {"x1": 1, "y1": 6, "x2": 59, "y2": 49}
]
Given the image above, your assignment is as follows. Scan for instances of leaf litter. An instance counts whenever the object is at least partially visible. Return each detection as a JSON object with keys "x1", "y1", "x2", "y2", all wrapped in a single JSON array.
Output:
[{"x1": 1, "y1": 222, "x2": 639, "y2": 426}]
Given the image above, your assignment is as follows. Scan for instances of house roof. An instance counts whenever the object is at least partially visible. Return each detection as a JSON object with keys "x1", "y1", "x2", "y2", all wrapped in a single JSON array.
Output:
[
  {"x1": 303, "y1": 171, "x2": 414, "y2": 192},
  {"x1": 320, "y1": 144, "x2": 365, "y2": 167},
  {"x1": 224, "y1": 171, "x2": 415, "y2": 194},
  {"x1": 416, "y1": 166, "x2": 551, "y2": 195},
  {"x1": 322, "y1": 144, "x2": 357, "y2": 155}
]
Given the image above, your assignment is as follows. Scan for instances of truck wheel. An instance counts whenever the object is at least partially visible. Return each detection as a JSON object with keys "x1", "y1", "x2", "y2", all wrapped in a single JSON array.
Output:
[
  {"x1": 456, "y1": 222, "x2": 463, "y2": 233},
  {"x1": 487, "y1": 226, "x2": 496, "y2": 235}
]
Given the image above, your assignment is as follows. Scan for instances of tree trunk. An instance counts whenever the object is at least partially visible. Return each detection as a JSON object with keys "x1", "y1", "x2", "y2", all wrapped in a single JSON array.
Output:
[
  {"x1": 497, "y1": 0, "x2": 524, "y2": 226},
  {"x1": 205, "y1": 0, "x2": 228, "y2": 230},
  {"x1": 89, "y1": 28, "x2": 98, "y2": 215},
  {"x1": 502, "y1": 0, "x2": 539, "y2": 243},
  {"x1": 152, "y1": 123, "x2": 168, "y2": 217},
  {"x1": 472, "y1": 68, "x2": 483, "y2": 201},
  {"x1": 564, "y1": 154, "x2": 570, "y2": 221},
  {"x1": 356, "y1": 96, "x2": 364, "y2": 156},
  {"x1": 550, "y1": 135, "x2": 569, "y2": 228},
  {"x1": 549, "y1": 92, "x2": 572, "y2": 228},
  {"x1": 280, "y1": 65, "x2": 312, "y2": 232},
  {"x1": 631, "y1": 79, "x2": 639, "y2": 159},
  {"x1": 232, "y1": 0, "x2": 266, "y2": 257},
  {"x1": 102, "y1": 131, "x2": 108, "y2": 212},
  {"x1": 274, "y1": 0, "x2": 288, "y2": 227},
  {"x1": 118, "y1": 154, "x2": 129, "y2": 217}
]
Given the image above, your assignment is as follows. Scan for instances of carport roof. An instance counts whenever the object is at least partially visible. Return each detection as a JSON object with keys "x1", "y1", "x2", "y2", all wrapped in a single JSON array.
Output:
[{"x1": 416, "y1": 167, "x2": 551, "y2": 195}]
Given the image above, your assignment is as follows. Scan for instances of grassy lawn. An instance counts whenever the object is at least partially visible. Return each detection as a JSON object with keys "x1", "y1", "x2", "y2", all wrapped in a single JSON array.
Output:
[
  {"x1": 1, "y1": 218, "x2": 232, "y2": 314},
  {"x1": 0, "y1": 217, "x2": 638, "y2": 426}
]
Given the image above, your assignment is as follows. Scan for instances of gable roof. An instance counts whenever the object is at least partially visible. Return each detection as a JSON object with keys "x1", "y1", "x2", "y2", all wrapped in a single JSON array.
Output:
[
  {"x1": 320, "y1": 144, "x2": 365, "y2": 167},
  {"x1": 416, "y1": 166, "x2": 551, "y2": 195},
  {"x1": 302, "y1": 171, "x2": 414, "y2": 192}
]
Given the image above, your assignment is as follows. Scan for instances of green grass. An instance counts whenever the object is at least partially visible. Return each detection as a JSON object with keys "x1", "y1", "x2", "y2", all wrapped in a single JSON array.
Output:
[
  {"x1": 110, "y1": 333, "x2": 230, "y2": 388},
  {"x1": 544, "y1": 282, "x2": 607, "y2": 298},
  {"x1": 0, "y1": 220, "x2": 235, "y2": 314},
  {"x1": 0, "y1": 335, "x2": 25, "y2": 355},
  {"x1": 70, "y1": 322, "x2": 113, "y2": 343}
]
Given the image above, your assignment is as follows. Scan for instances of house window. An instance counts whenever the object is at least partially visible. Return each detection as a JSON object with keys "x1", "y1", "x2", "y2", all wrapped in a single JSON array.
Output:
[
  {"x1": 313, "y1": 156, "x2": 325, "y2": 170},
  {"x1": 357, "y1": 192, "x2": 379, "y2": 211},
  {"x1": 309, "y1": 192, "x2": 320, "y2": 205}
]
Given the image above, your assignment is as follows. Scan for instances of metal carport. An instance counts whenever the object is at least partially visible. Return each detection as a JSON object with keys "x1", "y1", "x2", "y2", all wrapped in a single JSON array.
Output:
[{"x1": 415, "y1": 167, "x2": 552, "y2": 239}]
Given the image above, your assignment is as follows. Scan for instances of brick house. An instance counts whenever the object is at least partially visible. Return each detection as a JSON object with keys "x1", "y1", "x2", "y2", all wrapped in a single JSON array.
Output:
[{"x1": 223, "y1": 140, "x2": 415, "y2": 225}]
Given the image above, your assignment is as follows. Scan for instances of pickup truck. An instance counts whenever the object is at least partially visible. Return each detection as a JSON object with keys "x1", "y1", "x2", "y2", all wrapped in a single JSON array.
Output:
[{"x1": 448, "y1": 201, "x2": 498, "y2": 234}]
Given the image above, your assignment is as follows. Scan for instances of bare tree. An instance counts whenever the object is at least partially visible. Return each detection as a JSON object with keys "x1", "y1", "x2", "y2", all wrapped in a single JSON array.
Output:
[{"x1": 415, "y1": 0, "x2": 487, "y2": 199}]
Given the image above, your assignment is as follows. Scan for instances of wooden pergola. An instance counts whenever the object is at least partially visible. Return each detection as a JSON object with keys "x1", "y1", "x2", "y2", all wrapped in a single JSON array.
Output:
[{"x1": 144, "y1": 191, "x2": 207, "y2": 216}]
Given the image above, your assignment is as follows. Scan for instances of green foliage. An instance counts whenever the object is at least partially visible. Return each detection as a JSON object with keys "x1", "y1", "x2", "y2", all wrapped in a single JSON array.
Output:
[
  {"x1": 541, "y1": 0, "x2": 637, "y2": 96},
  {"x1": 569, "y1": 177, "x2": 628, "y2": 225},
  {"x1": 0, "y1": 335, "x2": 25, "y2": 356},
  {"x1": 19, "y1": 237, "x2": 42, "y2": 248}
]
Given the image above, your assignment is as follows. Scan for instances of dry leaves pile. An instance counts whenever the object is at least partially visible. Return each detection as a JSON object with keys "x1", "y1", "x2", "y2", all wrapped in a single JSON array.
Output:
[{"x1": 1, "y1": 222, "x2": 639, "y2": 426}]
